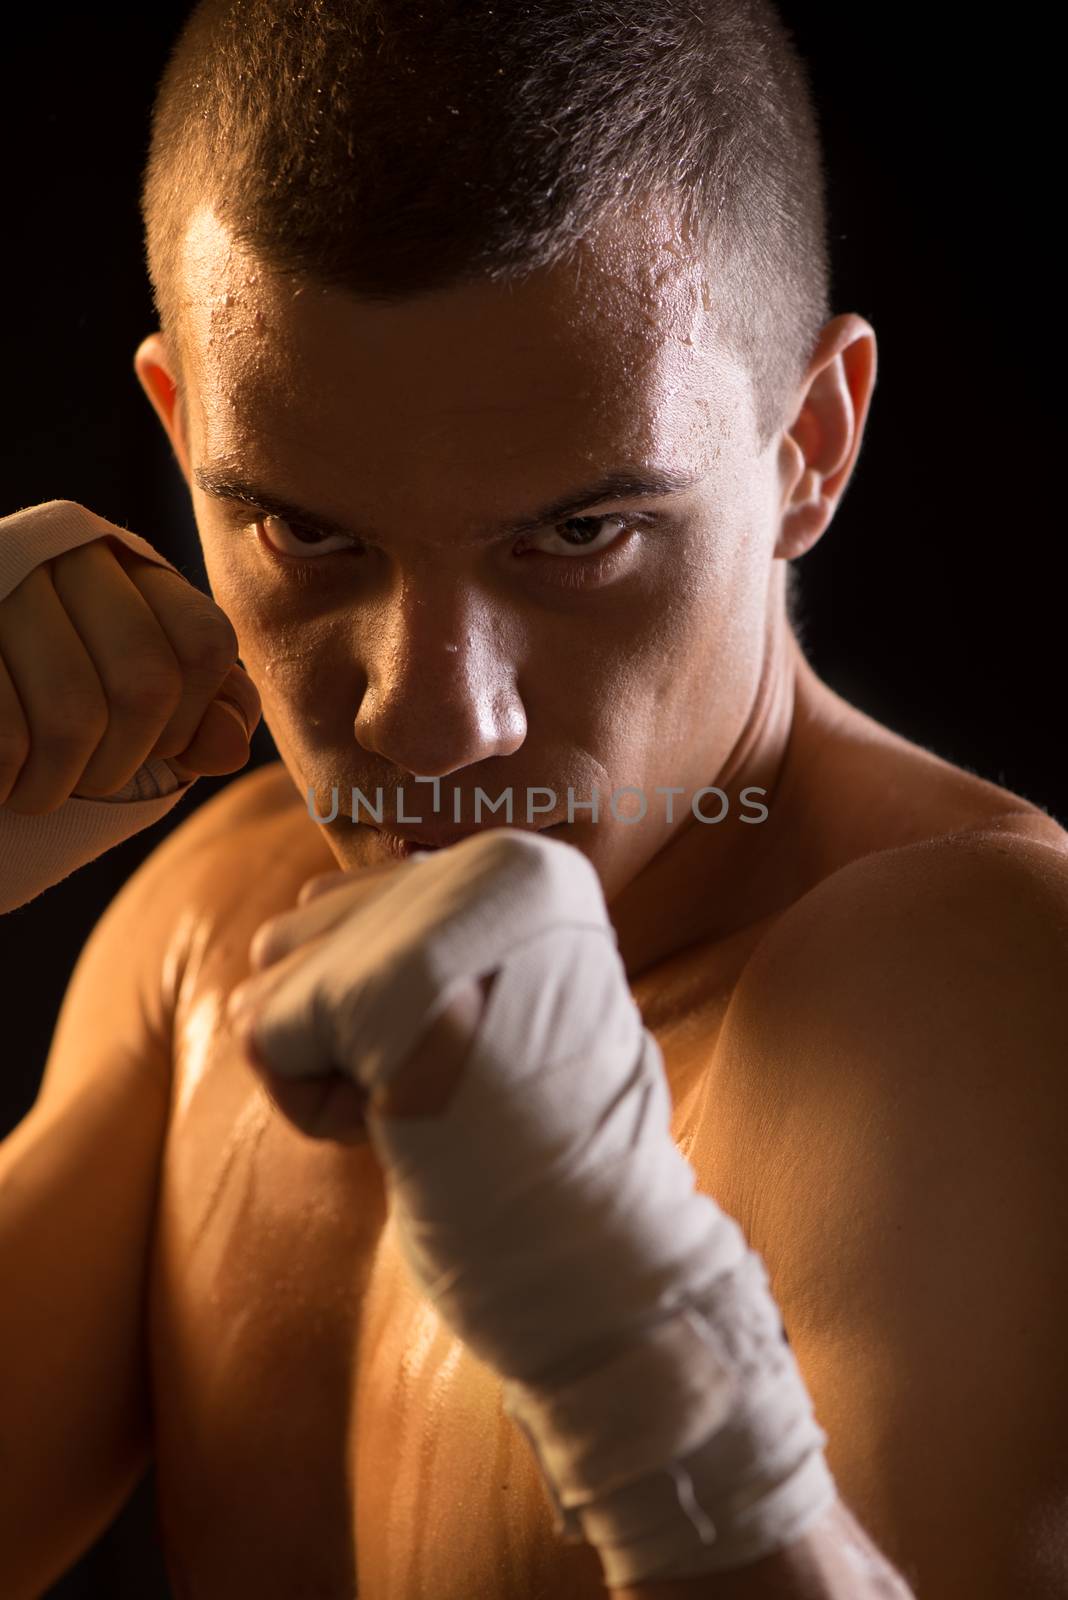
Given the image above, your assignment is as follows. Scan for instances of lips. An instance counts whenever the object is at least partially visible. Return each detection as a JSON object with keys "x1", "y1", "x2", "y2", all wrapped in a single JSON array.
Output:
[
  {"x1": 378, "y1": 834, "x2": 447, "y2": 860},
  {"x1": 373, "y1": 822, "x2": 558, "y2": 860},
  {"x1": 377, "y1": 826, "x2": 503, "y2": 849}
]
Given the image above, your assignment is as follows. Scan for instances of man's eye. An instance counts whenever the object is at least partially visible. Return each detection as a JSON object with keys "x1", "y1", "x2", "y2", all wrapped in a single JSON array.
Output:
[
  {"x1": 522, "y1": 515, "x2": 630, "y2": 559},
  {"x1": 251, "y1": 509, "x2": 643, "y2": 581},
  {"x1": 257, "y1": 514, "x2": 356, "y2": 559}
]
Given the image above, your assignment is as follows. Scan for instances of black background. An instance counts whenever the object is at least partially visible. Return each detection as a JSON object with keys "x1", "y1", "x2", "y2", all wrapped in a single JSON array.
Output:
[{"x1": 0, "y1": 8, "x2": 1061, "y2": 1595}]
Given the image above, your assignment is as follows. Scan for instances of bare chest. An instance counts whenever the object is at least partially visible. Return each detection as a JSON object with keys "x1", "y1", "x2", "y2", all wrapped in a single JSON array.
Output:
[{"x1": 146, "y1": 900, "x2": 771, "y2": 1599}]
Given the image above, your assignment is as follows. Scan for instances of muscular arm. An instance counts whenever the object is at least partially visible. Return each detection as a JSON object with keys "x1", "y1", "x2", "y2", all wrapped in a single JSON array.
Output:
[
  {"x1": 720, "y1": 830, "x2": 1068, "y2": 1600},
  {"x1": 0, "y1": 765, "x2": 282, "y2": 1597},
  {"x1": 0, "y1": 858, "x2": 178, "y2": 1594}
]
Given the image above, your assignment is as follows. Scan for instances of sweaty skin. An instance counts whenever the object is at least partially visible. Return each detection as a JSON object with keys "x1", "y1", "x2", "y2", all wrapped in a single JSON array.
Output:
[
  {"x1": 25, "y1": 198, "x2": 1063, "y2": 1596},
  {"x1": 141, "y1": 694, "x2": 1062, "y2": 1600}
]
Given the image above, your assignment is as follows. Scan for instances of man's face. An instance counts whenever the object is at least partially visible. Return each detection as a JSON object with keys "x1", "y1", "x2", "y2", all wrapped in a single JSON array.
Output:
[{"x1": 167, "y1": 203, "x2": 788, "y2": 899}]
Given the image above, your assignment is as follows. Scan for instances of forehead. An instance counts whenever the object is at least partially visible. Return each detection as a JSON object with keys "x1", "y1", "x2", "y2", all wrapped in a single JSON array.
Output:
[{"x1": 176, "y1": 204, "x2": 753, "y2": 513}]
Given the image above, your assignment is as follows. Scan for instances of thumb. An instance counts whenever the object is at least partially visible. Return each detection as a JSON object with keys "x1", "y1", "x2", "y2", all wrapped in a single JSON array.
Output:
[
  {"x1": 167, "y1": 680, "x2": 262, "y2": 781},
  {"x1": 164, "y1": 699, "x2": 248, "y2": 781}
]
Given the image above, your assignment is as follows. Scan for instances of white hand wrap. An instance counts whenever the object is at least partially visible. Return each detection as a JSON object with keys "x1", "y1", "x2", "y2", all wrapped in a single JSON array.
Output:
[{"x1": 254, "y1": 830, "x2": 836, "y2": 1583}]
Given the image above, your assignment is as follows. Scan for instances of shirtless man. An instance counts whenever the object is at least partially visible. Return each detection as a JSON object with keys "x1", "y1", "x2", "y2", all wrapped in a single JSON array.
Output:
[{"x1": 2, "y1": 1, "x2": 1067, "y2": 1596}]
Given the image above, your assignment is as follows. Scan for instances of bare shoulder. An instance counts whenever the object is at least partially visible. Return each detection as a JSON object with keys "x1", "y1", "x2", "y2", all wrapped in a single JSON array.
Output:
[
  {"x1": 740, "y1": 805, "x2": 1068, "y2": 1017},
  {"x1": 108, "y1": 761, "x2": 329, "y2": 1020},
  {"x1": 129, "y1": 758, "x2": 322, "y2": 913},
  {"x1": 155, "y1": 758, "x2": 304, "y2": 858},
  {"x1": 715, "y1": 813, "x2": 1068, "y2": 1223},
  {"x1": 34, "y1": 764, "x2": 318, "y2": 1104},
  {"x1": 719, "y1": 805, "x2": 1068, "y2": 1295},
  {"x1": 156, "y1": 753, "x2": 330, "y2": 890}
]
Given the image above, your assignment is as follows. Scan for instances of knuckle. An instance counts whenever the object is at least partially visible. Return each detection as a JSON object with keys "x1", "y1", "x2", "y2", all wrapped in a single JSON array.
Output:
[
  {"x1": 491, "y1": 825, "x2": 554, "y2": 879},
  {"x1": 0, "y1": 729, "x2": 30, "y2": 773},
  {"x1": 175, "y1": 609, "x2": 239, "y2": 678},
  {"x1": 494, "y1": 827, "x2": 597, "y2": 917},
  {"x1": 107, "y1": 659, "x2": 182, "y2": 718},
  {"x1": 38, "y1": 686, "x2": 108, "y2": 746}
]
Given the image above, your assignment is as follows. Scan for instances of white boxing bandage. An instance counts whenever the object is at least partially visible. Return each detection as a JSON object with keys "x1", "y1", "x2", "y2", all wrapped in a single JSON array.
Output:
[{"x1": 252, "y1": 829, "x2": 836, "y2": 1584}]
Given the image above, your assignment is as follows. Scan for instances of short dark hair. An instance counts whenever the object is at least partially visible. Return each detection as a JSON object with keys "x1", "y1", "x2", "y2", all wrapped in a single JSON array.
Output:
[{"x1": 141, "y1": 0, "x2": 829, "y2": 619}]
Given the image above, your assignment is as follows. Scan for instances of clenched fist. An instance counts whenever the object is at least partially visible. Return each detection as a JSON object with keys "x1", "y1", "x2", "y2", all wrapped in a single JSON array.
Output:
[{"x1": 0, "y1": 514, "x2": 261, "y2": 814}]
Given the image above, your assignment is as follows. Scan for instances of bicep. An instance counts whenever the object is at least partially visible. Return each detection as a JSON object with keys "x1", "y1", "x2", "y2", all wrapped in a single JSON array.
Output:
[
  {"x1": 0, "y1": 846, "x2": 183, "y2": 1595},
  {"x1": 0, "y1": 1056, "x2": 170, "y2": 1595},
  {"x1": 798, "y1": 1137, "x2": 1068, "y2": 1599},
  {"x1": 732, "y1": 836, "x2": 1068, "y2": 1599}
]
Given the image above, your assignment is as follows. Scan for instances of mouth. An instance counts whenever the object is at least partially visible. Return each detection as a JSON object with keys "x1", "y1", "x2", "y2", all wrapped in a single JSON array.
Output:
[{"x1": 372, "y1": 822, "x2": 561, "y2": 860}]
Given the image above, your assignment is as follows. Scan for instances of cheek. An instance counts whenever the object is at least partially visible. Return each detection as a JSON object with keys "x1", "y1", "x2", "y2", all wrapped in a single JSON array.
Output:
[
  {"x1": 197, "y1": 515, "x2": 335, "y2": 636},
  {"x1": 196, "y1": 534, "x2": 248, "y2": 622},
  {"x1": 195, "y1": 562, "x2": 346, "y2": 711},
  {"x1": 260, "y1": 663, "x2": 360, "y2": 748},
  {"x1": 597, "y1": 574, "x2": 752, "y2": 757}
]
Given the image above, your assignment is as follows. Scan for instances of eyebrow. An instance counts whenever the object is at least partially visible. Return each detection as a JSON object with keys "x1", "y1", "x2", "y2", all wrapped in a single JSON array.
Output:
[{"x1": 192, "y1": 461, "x2": 706, "y2": 545}]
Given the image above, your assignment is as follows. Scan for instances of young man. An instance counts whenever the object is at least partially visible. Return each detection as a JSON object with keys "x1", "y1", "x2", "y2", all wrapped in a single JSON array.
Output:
[{"x1": 2, "y1": 2, "x2": 1066, "y2": 1596}]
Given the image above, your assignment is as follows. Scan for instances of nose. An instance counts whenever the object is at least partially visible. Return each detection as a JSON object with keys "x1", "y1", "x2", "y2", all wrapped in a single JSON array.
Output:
[{"x1": 353, "y1": 573, "x2": 527, "y2": 776}]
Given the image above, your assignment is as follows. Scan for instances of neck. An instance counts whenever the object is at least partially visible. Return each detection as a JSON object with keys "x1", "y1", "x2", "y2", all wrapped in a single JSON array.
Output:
[{"x1": 610, "y1": 601, "x2": 828, "y2": 985}]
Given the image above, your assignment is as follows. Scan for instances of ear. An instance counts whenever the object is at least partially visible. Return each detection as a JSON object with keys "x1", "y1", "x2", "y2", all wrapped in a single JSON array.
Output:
[
  {"x1": 775, "y1": 313, "x2": 878, "y2": 562},
  {"x1": 134, "y1": 333, "x2": 192, "y2": 484}
]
